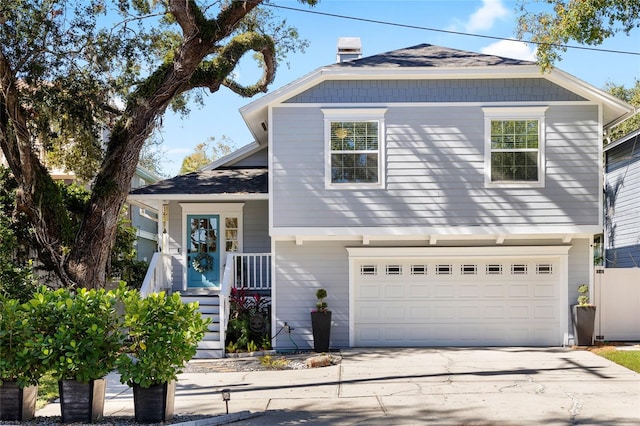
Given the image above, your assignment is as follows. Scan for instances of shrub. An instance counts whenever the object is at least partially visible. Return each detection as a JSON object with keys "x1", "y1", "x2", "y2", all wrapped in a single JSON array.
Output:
[{"x1": 116, "y1": 290, "x2": 209, "y2": 388}]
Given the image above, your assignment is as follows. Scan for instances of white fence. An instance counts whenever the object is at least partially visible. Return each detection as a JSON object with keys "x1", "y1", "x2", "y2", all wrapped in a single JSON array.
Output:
[{"x1": 593, "y1": 267, "x2": 640, "y2": 341}]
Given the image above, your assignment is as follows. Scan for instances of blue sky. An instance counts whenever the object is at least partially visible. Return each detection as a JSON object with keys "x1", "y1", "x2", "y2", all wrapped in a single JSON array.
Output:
[{"x1": 156, "y1": 0, "x2": 640, "y2": 177}]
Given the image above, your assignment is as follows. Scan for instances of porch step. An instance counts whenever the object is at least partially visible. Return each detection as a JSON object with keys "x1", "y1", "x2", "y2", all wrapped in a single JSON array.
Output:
[{"x1": 181, "y1": 293, "x2": 225, "y2": 359}]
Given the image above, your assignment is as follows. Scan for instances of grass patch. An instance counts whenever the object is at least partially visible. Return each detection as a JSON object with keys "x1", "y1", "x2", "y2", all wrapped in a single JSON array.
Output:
[
  {"x1": 36, "y1": 373, "x2": 59, "y2": 409},
  {"x1": 591, "y1": 346, "x2": 640, "y2": 374}
]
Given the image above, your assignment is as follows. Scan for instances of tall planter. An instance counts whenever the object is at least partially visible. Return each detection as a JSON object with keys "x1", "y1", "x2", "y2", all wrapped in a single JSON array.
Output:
[
  {"x1": 133, "y1": 380, "x2": 176, "y2": 423},
  {"x1": 311, "y1": 311, "x2": 332, "y2": 352},
  {"x1": 572, "y1": 305, "x2": 597, "y2": 346},
  {"x1": 0, "y1": 382, "x2": 37, "y2": 421},
  {"x1": 58, "y1": 379, "x2": 106, "y2": 423}
]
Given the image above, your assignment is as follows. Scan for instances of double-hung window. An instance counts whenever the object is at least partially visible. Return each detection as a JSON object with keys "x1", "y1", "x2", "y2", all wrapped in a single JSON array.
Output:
[
  {"x1": 483, "y1": 107, "x2": 548, "y2": 188},
  {"x1": 323, "y1": 108, "x2": 386, "y2": 189}
]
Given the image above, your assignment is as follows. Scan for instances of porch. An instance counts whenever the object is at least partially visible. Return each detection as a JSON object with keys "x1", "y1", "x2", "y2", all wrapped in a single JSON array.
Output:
[{"x1": 140, "y1": 252, "x2": 271, "y2": 358}]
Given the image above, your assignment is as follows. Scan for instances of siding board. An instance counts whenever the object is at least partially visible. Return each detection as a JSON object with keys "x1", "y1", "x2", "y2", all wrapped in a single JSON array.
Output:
[{"x1": 272, "y1": 103, "x2": 600, "y2": 229}]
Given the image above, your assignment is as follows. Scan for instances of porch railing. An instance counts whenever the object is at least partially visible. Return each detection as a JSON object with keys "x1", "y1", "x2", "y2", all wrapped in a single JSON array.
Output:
[
  {"x1": 229, "y1": 252, "x2": 272, "y2": 292},
  {"x1": 139, "y1": 252, "x2": 171, "y2": 297}
]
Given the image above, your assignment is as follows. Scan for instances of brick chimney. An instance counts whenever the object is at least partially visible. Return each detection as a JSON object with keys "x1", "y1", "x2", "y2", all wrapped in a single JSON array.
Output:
[{"x1": 336, "y1": 37, "x2": 362, "y2": 63}]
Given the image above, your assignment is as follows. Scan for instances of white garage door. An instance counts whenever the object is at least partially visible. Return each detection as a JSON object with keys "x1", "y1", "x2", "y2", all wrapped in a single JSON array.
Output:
[{"x1": 353, "y1": 256, "x2": 563, "y2": 346}]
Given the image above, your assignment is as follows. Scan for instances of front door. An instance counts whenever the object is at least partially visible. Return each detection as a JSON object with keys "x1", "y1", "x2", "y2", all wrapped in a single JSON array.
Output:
[{"x1": 186, "y1": 214, "x2": 220, "y2": 288}]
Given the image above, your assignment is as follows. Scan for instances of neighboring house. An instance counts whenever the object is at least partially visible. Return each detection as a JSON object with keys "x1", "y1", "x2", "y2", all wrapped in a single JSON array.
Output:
[
  {"x1": 604, "y1": 128, "x2": 640, "y2": 268},
  {"x1": 129, "y1": 40, "x2": 634, "y2": 352},
  {"x1": 128, "y1": 166, "x2": 164, "y2": 263}
]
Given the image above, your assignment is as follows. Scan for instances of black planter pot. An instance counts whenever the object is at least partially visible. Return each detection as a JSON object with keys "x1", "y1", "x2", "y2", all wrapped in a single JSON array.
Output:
[
  {"x1": 311, "y1": 311, "x2": 332, "y2": 352},
  {"x1": 133, "y1": 380, "x2": 176, "y2": 423},
  {"x1": 572, "y1": 305, "x2": 597, "y2": 346},
  {"x1": 0, "y1": 382, "x2": 37, "y2": 421},
  {"x1": 58, "y1": 379, "x2": 106, "y2": 423}
]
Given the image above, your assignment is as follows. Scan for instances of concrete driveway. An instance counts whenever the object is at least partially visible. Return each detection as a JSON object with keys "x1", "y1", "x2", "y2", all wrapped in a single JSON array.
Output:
[{"x1": 37, "y1": 347, "x2": 640, "y2": 425}]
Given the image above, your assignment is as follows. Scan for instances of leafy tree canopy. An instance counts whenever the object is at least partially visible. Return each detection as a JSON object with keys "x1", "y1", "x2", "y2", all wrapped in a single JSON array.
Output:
[
  {"x1": 0, "y1": 0, "x2": 317, "y2": 288},
  {"x1": 517, "y1": 0, "x2": 640, "y2": 71},
  {"x1": 179, "y1": 135, "x2": 236, "y2": 174},
  {"x1": 605, "y1": 80, "x2": 640, "y2": 140}
]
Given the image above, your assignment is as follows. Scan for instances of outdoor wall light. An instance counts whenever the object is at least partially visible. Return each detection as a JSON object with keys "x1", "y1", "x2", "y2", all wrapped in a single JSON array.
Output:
[{"x1": 221, "y1": 389, "x2": 231, "y2": 414}]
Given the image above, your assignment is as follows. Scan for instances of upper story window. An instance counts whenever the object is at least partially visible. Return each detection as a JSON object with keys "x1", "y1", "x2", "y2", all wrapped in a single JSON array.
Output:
[
  {"x1": 323, "y1": 108, "x2": 386, "y2": 189},
  {"x1": 483, "y1": 107, "x2": 548, "y2": 188}
]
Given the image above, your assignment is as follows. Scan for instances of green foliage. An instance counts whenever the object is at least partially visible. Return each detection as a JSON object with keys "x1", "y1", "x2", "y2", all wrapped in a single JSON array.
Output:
[
  {"x1": 0, "y1": 294, "x2": 49, "y2": 387},
  {"x1": 225, "y1": 288, "x2": 271, "y2": 352},
  {"x1": 605, "y1": 80, "x2": 640, "y2": 141},
  {"x1": 32, "y1": 286, "x2": 126, "y2": 383},
  {"x1": 116, "y1": 290, "x2": 210, "y2": 388},
  {"x1": 178, "y1": 136, "x2": 236, "y2": 174},
  {"x1": 517, "y1": 0, "x2": 640, "y2": 71},
  {"x1": 577, "y1": 284, "x2": 590, "y2": 306},
  {"x1": 0, "y1": 168, "x2": 38, "y2": 302},
  {"x1": 1, "y1": 0, "x2": 319, "y2": 288},
  {"x1": 259, "y1": 354, "x2": 289, "y2": 370},
  {"x1": 315, "y1": 288, "x2": 329, "y2": 313}
]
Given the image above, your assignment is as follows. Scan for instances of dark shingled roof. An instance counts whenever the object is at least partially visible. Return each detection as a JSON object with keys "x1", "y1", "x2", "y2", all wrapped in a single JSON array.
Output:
[
  {"x1": 330, "y1": 43, "x2": 535, "y2": 68},
  {"x1": 130, "y1": 167, "x2": 267, "y2": 196}
]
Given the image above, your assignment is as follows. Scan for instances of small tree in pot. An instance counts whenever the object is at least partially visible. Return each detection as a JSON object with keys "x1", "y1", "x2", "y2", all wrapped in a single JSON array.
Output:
[
  {"x1": 311, "y1": 288, "x2": 331, "y2": 353},
  {"x1": 116, "y1": 290, "x2": 209, "y2": 423},
  {"x1": 572, "y1": 284, "x2": 597, "y2": 346}
]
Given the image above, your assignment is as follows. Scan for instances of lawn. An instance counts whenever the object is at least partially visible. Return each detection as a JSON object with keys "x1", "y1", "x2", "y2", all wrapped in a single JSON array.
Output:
[{"x1": 591, "y1": 346, "x2": 640, "y2": 374}]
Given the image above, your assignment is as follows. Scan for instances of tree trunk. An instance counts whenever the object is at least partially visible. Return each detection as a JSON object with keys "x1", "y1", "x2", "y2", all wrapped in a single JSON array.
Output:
[{"x1": 1, "y1": 0, "x2": 273, "y2": 289}]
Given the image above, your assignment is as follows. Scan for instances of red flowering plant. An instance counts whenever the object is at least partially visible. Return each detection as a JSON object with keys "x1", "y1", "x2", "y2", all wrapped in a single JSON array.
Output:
[{"x1": 226, "y1": 288, "x2": 271, "y2": 352}]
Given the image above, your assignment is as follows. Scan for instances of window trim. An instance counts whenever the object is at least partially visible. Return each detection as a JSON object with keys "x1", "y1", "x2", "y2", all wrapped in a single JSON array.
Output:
[
  {"x1": 322, "y1": 108, "x2": 387, "y2": 189},
  {"x1": 483, "y1": 107, "x2": 548, "y2": 188}
]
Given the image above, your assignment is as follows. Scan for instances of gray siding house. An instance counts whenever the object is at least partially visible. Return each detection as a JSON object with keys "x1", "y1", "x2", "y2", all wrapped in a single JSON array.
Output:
[
  {"x1": 129, "y1": 42, "x2": 633, "y2": 351},
  {"x1": 604, "y1": 129, "x2": 640, "y2": 268}
]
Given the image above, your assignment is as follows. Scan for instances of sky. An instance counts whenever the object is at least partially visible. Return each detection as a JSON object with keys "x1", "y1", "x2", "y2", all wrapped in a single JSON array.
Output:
[{"x1": 155, "y1": 0, "x2": 640, "y2": 177}]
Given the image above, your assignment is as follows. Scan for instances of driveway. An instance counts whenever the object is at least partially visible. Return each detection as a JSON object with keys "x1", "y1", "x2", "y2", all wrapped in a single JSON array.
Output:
[{"x1": 37, "y1": 347, "x2": 640, "y2": 425}]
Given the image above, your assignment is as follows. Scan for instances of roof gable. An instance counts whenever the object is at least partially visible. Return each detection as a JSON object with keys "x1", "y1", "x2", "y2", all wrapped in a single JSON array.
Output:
[{"x1": 240, "y1": 43, "x2": 633, "y2": 144}]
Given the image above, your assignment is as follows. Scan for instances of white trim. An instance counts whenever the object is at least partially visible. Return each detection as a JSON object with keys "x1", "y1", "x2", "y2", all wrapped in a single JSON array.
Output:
[
  {"x1": 270, "y1": 225, "x2": 601, "y2": 240},
  {"x1": 322, "y1": 108, "x2": 387, "y2": 190},
  {"x1": 179, "y1": 203, "x2": 245, "y2": 291},
  {"x1": 275, "y1": 100, "x2": 597, "y2": 109},
  {"x1": 201, "y1": 141, "x2": 263, "y2": 171},
  {"x1": 346, "y1": 245, "x2": 571, "y2": 258},
  {"x1": 347, "y1": 245, "x2": 571, "y2": 347},
  {"x1": 483, "y1": 106, "x2": 548, "y2": 188}
]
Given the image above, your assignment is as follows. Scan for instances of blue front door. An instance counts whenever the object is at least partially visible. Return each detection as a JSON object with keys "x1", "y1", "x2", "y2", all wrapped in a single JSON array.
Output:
[{"x1": 187, "y1": 214, "x2": 220, "y2": 288}]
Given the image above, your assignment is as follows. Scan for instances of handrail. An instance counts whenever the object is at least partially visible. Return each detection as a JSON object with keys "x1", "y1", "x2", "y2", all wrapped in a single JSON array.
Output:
[
  {"x1": 140, "y1": 252, "x2": 165, "y2": 297},
  {"x1": 219, "y1": 253, "x2": 237, "y2": 355}
]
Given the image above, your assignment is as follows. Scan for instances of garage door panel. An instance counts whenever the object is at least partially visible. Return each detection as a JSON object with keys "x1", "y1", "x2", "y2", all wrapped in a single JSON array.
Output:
[
  {"x1": 354, "y1": 257, "x2": 562, "y2": 346},
  {"x1": 508, "y1": 284, "x2": 530, "y2": 298}
]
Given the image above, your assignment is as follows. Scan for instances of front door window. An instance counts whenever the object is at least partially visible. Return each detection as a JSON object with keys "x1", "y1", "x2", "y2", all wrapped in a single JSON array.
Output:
[{"x1": 187, "y1": 214, "x2": 220, "y2": 288}]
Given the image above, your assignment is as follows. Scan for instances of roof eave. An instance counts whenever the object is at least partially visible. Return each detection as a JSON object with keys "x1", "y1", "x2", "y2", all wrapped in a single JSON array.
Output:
[{"x1": 127, "y1": 193, "x2": 269, "y2": 202}]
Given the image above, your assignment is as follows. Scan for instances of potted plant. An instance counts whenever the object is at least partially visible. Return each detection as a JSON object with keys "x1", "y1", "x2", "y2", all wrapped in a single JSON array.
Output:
[
  {"x1": 37, "y1": 286, "x2": 125, "y2": 423},
  {"x1": 310, "y1": 288, "x2": 331, "y2": 352},
  {"x1": 0, "y1": 295, "x2": 48, "y2": 421},
  {"x1": 572, "y1": 284, "x2": 597, "y2": 346},
  {"x1": 116, "y1": 290, "x2": 209, "y2": 423}
]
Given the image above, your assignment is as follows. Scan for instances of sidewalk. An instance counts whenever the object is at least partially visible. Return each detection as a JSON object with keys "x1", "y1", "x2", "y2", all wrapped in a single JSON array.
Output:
[{"x1": 36, "y1": 347, "x2": 640, "y2": 425}]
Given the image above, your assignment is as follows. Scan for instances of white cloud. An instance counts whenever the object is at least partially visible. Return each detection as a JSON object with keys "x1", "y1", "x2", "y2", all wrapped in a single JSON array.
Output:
[
  {"x1": 481, "y1": 39, "x2": 537, "y2": 61},
  {"x1": 465, "y1": 0, "x2": 509, "y2": 32}
]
